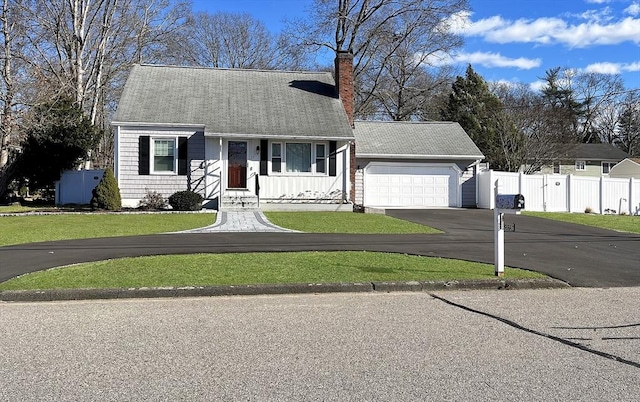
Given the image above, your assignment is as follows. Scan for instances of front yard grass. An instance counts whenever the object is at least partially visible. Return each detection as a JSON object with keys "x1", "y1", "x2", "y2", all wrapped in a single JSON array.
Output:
[
  {"x1": 524, "y1": 212, "x2": 640, "y2": 234},
  {"x1": 0, "y1": 251, "x2": 544, "y2": 291},
  {"x1": 265, "y1": 211, "x2": 440, "y2": 234},
  {"x1": 0, "y1": 205, "x2": 58, "y2": 213},
  {"x1": 0, "y1": 213, "x2": 216, "y2": 246}
]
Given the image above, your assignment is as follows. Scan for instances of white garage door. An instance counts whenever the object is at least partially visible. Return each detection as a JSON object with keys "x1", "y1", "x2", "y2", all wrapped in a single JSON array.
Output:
[{"x1": 364, "y1": 164, "x2": 459, "y2": 208}]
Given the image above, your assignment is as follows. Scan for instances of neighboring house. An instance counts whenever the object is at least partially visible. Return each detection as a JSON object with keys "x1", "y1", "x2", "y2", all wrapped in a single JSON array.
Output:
[
  {"x1": 533, "y1": 144, "x2": 630, "y2": 177},
  {"x1": 608, "y1": 158, "x2": 640, "y2": 179},
  {"x1": 353, "y1": 121, "x2": 484, "y2": 208},
  {"x1": 112, "y1": 53, "x2": 356, "y2": 209}
]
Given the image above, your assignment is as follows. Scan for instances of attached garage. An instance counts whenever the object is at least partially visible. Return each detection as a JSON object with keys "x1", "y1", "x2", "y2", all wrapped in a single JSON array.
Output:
[
  {"x1": 353, "y1": 121, "x2": 484, "y2": 209},
  {"x1": 364, "y1": 163, "x2": 461, "y2": 207}
]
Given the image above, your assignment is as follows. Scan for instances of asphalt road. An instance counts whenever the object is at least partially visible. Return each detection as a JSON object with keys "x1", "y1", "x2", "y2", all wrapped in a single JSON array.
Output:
[
  {"x1": 1, "y1": 209, "x2": 638, "y2": 287},
  {"x1": 1, "y1": 289, "x2": 638, "y2": 401}
]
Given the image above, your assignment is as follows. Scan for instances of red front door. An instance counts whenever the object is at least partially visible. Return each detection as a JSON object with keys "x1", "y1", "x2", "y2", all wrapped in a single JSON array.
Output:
[{"x1": 228, "y1": 141, "x2": 247, "y2": 189}]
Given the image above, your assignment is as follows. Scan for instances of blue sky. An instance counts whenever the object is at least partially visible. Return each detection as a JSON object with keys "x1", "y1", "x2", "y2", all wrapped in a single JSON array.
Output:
[{"x1": 192, "y1": 0, "x2": 640, "y2": 90}]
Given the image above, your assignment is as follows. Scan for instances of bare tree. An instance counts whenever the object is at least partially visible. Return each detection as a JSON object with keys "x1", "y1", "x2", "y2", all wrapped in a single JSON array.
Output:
[
  {"x1": 1, "y1": 0, "x2": 15, "y2": 168},
  {"x1": 181, "y1": 12, "x2": 275, "y2": 69},
  {"x1": 0, "y1": 0, "x2": 32, "y2": 197},
  {"x1": 11, "y1": 0, "x2": 190, "y2": 166},
  {"x1": 492, "y1": 82, "x2": 575, "y2": 173},
  {"x1": 574, "y1": 71, "x2": 625, "y2": 144},
  {"x1": 286, "y1": 0, "x2": 468, "y2": 119},
  {"x1": 615, "y1": 91, "x2": 640, "y2": 156}
]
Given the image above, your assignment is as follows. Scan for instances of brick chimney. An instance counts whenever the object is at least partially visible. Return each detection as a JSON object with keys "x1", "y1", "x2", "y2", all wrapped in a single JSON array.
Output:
[
  {"x1": 335, "y1": 50, "x2": 357, "y2": 203},
  {"x1": 335, "y1": 51, "x2": 354, "y2": 127}
]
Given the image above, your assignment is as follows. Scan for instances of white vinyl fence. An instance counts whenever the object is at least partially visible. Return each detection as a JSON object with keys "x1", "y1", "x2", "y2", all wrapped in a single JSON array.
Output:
[
  {"x1": 55, "y1": 169, "x2": 104, "y2": 205},
  {"x1": 478, "y1": 170, "x2": 639, "y2": 215}
]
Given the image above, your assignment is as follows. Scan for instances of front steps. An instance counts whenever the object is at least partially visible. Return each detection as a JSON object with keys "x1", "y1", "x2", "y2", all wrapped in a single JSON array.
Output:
[{"x1": 220, "y1": 193, "x2": 259, "y2": 211}]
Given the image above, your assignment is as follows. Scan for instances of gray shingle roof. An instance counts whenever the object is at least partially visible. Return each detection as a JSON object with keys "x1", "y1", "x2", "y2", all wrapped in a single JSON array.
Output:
[
  {"x1": 353, "y1": 121, "x2": 484, "y2": 159},
  {"x1": 113, "y1": 64, "x2": 354, "y2": 139},
  {"x1": 560, "y1": 144, "x2": 630, "y2": 161}
]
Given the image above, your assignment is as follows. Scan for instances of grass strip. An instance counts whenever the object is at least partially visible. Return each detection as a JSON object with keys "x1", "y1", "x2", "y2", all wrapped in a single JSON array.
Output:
[
  {"x1": 0, "y1": 251, "x2": 544, "y2": 290},
  {"x1": 0, "y1": 214, "x2": 216, "y2": 246},
  {"x1": 265, "y1": 211, "x2": 440, "y2": 234},
  {"x1": 524, "y1": 212, "x2": 639, "y2": 234}
]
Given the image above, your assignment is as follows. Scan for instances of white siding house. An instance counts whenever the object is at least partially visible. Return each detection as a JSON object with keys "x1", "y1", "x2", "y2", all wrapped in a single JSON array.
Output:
[{"x1": 112, "y1": 62, "x2": 355, "y2": 209}]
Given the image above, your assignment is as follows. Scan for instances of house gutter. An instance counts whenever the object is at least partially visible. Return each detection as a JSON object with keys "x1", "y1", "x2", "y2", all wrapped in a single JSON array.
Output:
[
  {"x1": 110, "y1": 121, "x2": 206, "y2": 130},
  {"x1": 357, "y1": 153, "x2": 484, "y2": 160},
  {"x1": 205, "y1": 132, "x2": 355, "y2": 141}
]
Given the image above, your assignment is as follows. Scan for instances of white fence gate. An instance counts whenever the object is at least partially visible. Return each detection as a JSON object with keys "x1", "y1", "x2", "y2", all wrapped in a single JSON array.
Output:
[
  {"x1": 478, "y1": 170, "x2": 639, "y2": 215},
  {"x1": 55, "y1": 169, "x2": 104, "y2": 205}
]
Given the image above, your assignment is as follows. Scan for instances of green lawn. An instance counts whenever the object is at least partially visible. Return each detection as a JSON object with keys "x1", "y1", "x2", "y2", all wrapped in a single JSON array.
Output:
[
  {"x1": 0, "y1": 251, "x2": 544, "y2": 291},
  {"x1": 0, "y1": 205, "x2": 58, "y2": 214},
  {"x1": 265, "y1": 211, "x2": 440, "y2": 234},
  {"x1": 0, "y1": 213, "x2": 216, "y2": 246},
  {"x1": 524, "y1": 212, "x2": 640, "y2": 234}
]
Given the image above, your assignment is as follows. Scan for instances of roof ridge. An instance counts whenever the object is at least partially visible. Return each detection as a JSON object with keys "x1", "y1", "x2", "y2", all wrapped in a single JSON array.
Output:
[
  {"x1": 355, "y1": 120, "x2": 456, "y2": 125},
  {"x1": 136, "y1": 63, "x2": 328, "y2": 75}
]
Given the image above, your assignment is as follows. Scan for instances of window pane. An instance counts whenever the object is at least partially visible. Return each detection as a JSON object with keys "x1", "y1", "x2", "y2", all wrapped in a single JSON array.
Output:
[
  {"x1": 286, "y1": 143, "x2": 311, "y2": 173},
  {"x1": 155, "y1": 140, "x2": 174, "y2": 157},
  {"x1": 154, "y1": 156, "x2": 174, "y2": 172},
  {"x1": 272, "y1": 143, "x2": 281, "y2": 157},
  {"x1": 316, "y1": 144, "x2": 326, "y2": 173},
  {"x1": 272, "y1": 158, "x2": 282, "y2": 173},
  {"x1": 153, "y1": 139, "x2": 175, "y2": 172}
]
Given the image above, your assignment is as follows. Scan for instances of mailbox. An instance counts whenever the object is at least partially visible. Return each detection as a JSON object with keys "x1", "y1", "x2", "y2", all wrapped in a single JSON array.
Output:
[{"x1": 496, "y1": 194, "x2": 525, "y2": 210}]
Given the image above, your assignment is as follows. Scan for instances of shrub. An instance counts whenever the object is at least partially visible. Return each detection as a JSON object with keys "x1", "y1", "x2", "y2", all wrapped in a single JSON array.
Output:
[
  {"x1": 138, "y1": 189, "x2": 167, "y2": 210},
  {"x1": 168, "y1": 190, "x2": 203, "y2": 211},
  {"x1": 90, "y1": 168, "x2": 122, "y2": 211}
]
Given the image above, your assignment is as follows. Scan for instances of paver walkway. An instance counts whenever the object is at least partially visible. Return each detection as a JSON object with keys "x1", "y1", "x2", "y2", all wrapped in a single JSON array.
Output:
[{"x1": 178, "y1": 211, "x2": 297, "y2": 233}]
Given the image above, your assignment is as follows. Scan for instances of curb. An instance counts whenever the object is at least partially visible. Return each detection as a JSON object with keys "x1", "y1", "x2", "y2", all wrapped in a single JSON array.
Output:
[{"x1": 0, "y1": 278, "x2": 570, "y2": 302}]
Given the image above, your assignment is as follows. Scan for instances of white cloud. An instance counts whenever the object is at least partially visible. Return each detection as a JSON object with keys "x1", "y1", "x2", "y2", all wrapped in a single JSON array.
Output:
[
  {"x1": 457, "y1": 15, "x2": 640, "y2": 48},
  {"x1": 585, "y1": 61, "x2": 640, "y2": 74},
  {"x1": 529, "y1": 80, "x2": 547, "y2": 92},
  {"x1": 625, "y1": 3, "x2": 640, "y2": 16},
  {"x1": 585, "y1": 0, "x2": 613, "y2": 3},
  {"x1": 430, "y1": 51, "x2": 541, "y2": 69},
  {"x1": 584, "y1": 62, "x2": 622, "y2": 74}
]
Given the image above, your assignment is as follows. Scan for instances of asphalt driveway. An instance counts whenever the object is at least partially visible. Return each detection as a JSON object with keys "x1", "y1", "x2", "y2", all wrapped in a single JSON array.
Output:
[
  {"x1": 386, "y1": 209, "x2": 640, "y2": 287},
  {"x1": 1, "y1": 209, "x2": 638, "y2": 287}
]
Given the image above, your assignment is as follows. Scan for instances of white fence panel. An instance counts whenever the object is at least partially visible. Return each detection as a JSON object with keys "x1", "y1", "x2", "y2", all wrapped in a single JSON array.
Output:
[
  {"x1": 632, "y1": 179, "x2": 640, "y2": 215},
  {"x1": 477, "y1": 170, "x2": 639, "y2": 215},
  {"x1": 570, "y1": 176, "x2": 599, "y2": 213},
  {"x1": 55, "y1": 169, "x2": 104, "y2": 205},
  {"x1": 545, "y1": 175, "x2": 568, "y2": 212},
  {"x1": 477, "y1": 169, "x2": 493, "y2": 209},
  {"x1": 520, "y1": 175, "x2": 544, "y2": 211},
  {"x1": 603, "y1": 177, "x2": 635, "y2": 214}
]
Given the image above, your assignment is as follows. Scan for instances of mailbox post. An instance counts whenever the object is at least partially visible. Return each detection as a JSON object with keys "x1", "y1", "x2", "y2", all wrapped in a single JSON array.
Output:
[{"x1": 493, "y1": 179, "x2": 525, "y2": 277}]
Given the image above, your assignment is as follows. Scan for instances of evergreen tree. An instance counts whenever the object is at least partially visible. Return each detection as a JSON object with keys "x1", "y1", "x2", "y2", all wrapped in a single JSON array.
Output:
[
  {"x1": 441, "y1": 65, "x2": 524, "y2": 171},
  {"x1": 17, "y1": 97, "x2": 102, "y2": 191},
  {"x1": 91, "y1": 168, "x2": 121, "y2": 210},
  {"x1": 540, "y1": 67, "x2": 589, "y2": 143}
]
